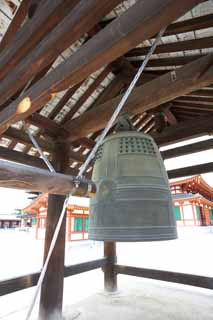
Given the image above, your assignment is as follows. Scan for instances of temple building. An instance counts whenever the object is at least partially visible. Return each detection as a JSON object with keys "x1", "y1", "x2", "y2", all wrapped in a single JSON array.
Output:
[
  {"x1": 171, "y1": 175, "x2": 213, "y2": 226},
  {"x1": 23, "y1": 194, "x2": 89, "y2": 241}
]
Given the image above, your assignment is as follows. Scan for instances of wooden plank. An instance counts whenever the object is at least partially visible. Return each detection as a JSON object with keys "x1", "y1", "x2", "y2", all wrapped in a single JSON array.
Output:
[
  {"x1": 0, "y1": 159, "x2": 96, "y2": 196},
  {"x1": 0, "y1": 0, "x2": 202, "y2": 132},
  {"x1": 0, "y1": 0, "x2": 29, "y2": 52},
  {"x1": 115, "y1": 265, "x2": 213, "y2": 290},
  {"x1": 0, "y1": 0, "x2": 80, "y2": 80},
  {"x1": 0, "y1": 0, "x2": 122, "y2": 106},
  {"x1": 161, "y1": 139, "x2": 213, "y2": 159},
  {"x1": 63, "y1": 54, "x2": 213, "y2": 142},
  {"x1": 126, "y1": 37, "x2": 213, "y2": 57},
  {"x1": 0, "y1": 259, "x2": 106, "y2": 297},
  {"x1": 152, "y1": 115, "x2": 213, "y2": 146},
  {"x1": 167, "y1": 163, "x2": 213, "y2": 179}
]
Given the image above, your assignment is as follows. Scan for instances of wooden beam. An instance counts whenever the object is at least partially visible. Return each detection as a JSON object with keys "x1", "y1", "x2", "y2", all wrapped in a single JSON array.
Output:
[
  {"x1": 167, "y1": 162, "x2": 213, "y2": 179},
  {"x1": 152, "y1": 115, "x2": 213, "y2": 146},
  {"x1": 62, "y1": 67, "x2": 111, "y2": 124},
  {"x1": 87, "y1": 75, "x2": 125, "y2": 110},
  {"x1": 62, "y1": 54, "x2": 213, "y2": 142},
  {"x1": 27, "y1": 113, "x2": 61, "y2": 137},
  {"x1": 69, "y1": 149, "x2": 86, "y2": 164},
  {"x1": 131, "y1": 54, "x2": 203, "y2": 68},
  {"x1": 101, "y1": 13, "x2": 213, "y2": 37},
  {"x1": 173, "y1": 101, "x2": 213, "y2": 112},
  {"x1": 160, "y1": 104, "x2": 178, "y2": 126},
  {"x1": 165, "y1": 13, "x2": 213, "y2": 36},
  {"x1": 161, "y1": 139, "x2": 213, "y2": 159},
  {"x1": 0, "y1": 146, "x2": 49, "y2": 169},
  {"x1": 0, "y1": 0, "x2": 79, "y2": 81},
  {"x1": 0, "y1": 0, "x2": 29, "y2": 52},
  {"x1": 0, "y1": 0, "x2": 122, "y2": 106},
  {"x1": 126, "y1": 36, "x2": 213, "y2": 57},
  {"x1": 72, "y1": 137, "x2": 95, "y2": 149},
  {"x1": 0, "y1": 159, "x2": 96, "y2": 196},
  {"x1": 163, "y1": 109, "x2": 178, "y2": 125},
  {"x1": 49, "y1": 83, "x2": 83, "y2": 120},
  {"x1": 175, "y1": 96, "x2": 213, "y2": 106},
  {"x1": 115, "y1": 265, "x2": 213, "y2": 290},
  {"x1": 187, "y1": 88, "x2": 213, "y2": 97},
  {"x1": 0, "y1": 259, "x2": 106, "y2": 297},
  {"x1": 3, "y1": 127, "x2": 54, "y2": 152},
  {"x1": 0, "y1": 0, "x2": 202, "y2": 132}
]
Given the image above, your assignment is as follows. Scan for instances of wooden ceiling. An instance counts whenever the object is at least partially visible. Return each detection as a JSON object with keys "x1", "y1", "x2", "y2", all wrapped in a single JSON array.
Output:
[{"x1": 0, "y1": 0, "x2": 213, "y2": 178}]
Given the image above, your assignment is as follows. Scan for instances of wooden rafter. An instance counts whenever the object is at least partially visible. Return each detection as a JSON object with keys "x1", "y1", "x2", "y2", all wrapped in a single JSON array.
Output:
[
  {"x1": 62, "y1": 66, "x2": 112, "y2": 124},
  {"x1": 0, "y1": 145, "x2": 50, "y2": 169},
  {"x1": 62, "y1": 54, "x2": 213, "y2": 142},
  {"x1": 0, "y1": 0, "x2": 202, "y2": 134},
  {"x1": 152, "y1": 114, "x2": 213, "y2": 146},
  {"x1": 0, "y1": 0, "x2": 123, "y2": 106},
  {"x1": 167, "y1": 163, "x2": 213, "y2": 179},
  {"x1": 0, "y1": 0, "x2": 80, "y2": 80},
  {"x1": 0, "y1": 0, "x2": 29, "y2": 52},
  {"x1": 161, "y1": 139, "x2": 213, "y2": 159},
  {"x1": 126, "y1": 37, "x2": 213, "y2": 57},
  {"x1": 131, "y1": 54, "x2": 203, "y2": 68}
]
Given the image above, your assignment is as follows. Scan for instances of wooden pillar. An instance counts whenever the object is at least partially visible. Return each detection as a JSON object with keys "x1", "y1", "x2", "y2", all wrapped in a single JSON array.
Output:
[
  {"x1": 104, "y1": 241, "x2": 117, "y2": 292},
  {"x1": 39, "y1": 141, "x2": 70, "y2": 320}
]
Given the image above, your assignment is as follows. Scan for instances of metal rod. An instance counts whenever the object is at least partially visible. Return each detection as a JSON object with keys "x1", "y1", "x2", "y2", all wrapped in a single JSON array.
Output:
[
  {"x1": 26, "y1": 128, "x2": 55, "y2": 172},
  {"x1": 78, "y1": 26, "x2": 167, "y2": 177}
]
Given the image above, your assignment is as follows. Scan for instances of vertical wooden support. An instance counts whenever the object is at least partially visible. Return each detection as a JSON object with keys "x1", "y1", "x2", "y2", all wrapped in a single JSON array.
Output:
[
  {"x1": 39, "y1": 141, "x2": 70, "y2": 320},
  {"x1": 104, "y1": 241, "x2": 117, "y2": 292}
]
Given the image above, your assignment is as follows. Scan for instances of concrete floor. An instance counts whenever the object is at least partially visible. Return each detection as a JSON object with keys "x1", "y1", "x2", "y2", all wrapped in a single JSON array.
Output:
[{"x1": 63, "y1": 276, "x2": 213, "y2": 320}]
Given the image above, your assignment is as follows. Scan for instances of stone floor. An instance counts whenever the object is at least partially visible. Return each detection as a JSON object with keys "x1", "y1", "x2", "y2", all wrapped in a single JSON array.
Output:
[{"x1": 63, "y1": 276, "x2": 213, "y2": 320}]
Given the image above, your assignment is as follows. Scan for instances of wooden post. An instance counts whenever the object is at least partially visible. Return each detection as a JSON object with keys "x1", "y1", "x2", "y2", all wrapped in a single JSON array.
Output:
[
  {"x1": 104, "y1": 241, "x2": 117, "y2": 292},
  {"x1": 39, "y1": 141, "x2": 70, "y2": 320}
]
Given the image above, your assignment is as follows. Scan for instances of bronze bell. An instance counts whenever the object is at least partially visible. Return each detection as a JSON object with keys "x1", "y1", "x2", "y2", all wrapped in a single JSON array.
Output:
[{"x1": 89, "y1": 131, "x2": 177, "y2": 242}]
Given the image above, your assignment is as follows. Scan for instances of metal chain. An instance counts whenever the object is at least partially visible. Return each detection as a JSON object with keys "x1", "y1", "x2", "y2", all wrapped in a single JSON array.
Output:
[{"x1": 25, "y1": 26, "x2": 166, "y2": 319}]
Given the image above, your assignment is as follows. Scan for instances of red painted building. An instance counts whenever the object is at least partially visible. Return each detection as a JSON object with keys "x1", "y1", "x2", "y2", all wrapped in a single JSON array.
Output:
[
  {"x1": 23, "y1": 194, "x2": 89, "y2": 241},
  {"x1": 171, "y1": 176, "x2": 213, "y2": 226}
]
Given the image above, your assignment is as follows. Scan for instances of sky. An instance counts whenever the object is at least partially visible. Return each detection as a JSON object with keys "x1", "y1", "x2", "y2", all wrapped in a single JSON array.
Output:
[{"x1": 0, "y1": 135, "x2": 212, "y2": 215}]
